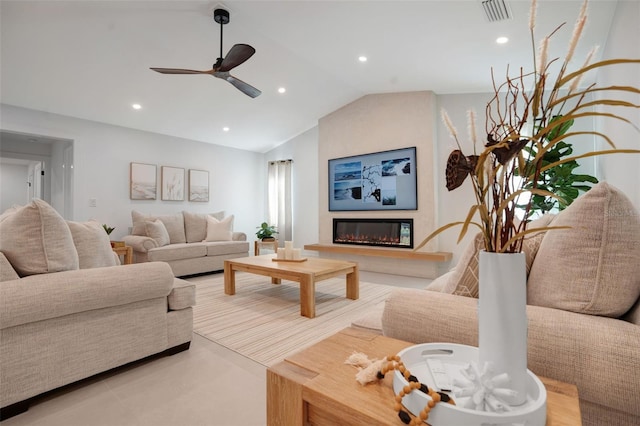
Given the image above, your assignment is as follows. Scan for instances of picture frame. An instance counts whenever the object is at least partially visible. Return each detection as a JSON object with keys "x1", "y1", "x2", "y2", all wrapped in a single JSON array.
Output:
[
  {"x1": 161, "y1": 166, "x2": 185, "y2": 201},
  {"x1": 188, "y1": 169, "x2": 209, "y2": 202},
  {"x1": 130, "y1": 162, "x2": 157, "y2": 200}
]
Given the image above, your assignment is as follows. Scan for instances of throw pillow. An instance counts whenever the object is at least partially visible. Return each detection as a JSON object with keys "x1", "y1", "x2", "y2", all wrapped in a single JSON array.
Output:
[
  {"x1": 442, "y1": 214, "x2": 556, "y2": 298},
  {"x1": 145, "y1": 219, "x2": 171, "y2": 247},
  {"x1": 131, "y1": 211, "x2": 186, "y2": 244},
  {"x1": 528, "y1": 182, "x2": 640, "y2": 317},
  {"x1": 204, "y1": 215, "x2": 234, "y2": 242},
  {"x1": 67, "y1": 220, "x2": 118, "y2": 269},
  {"x1": 183, "y1": 210, "x2": 225, "y2": 243},
  {"x1": 0, "y1": 199, "x2": 79, "y2": 276},
  {"x1": 0, "y1": 252, "x2": 19, "y2": 282}
]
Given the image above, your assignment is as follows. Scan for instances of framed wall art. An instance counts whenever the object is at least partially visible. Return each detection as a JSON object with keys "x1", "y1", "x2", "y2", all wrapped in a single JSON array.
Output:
[
  {"x1": 130, "y1": 162, "x2": 157, "y2": 200},
  {"x1": 188, "y1": 169, "x2": 209, "y2": 202},
  {"x1": 328, "y1": 147, "x2": 418, "y2": 211},
  {"x1": 161, "y1": 166, "x2": 185, "y2": 201}
]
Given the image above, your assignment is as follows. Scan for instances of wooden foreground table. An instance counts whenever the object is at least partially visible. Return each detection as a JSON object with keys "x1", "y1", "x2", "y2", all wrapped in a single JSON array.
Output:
[
  {"x1": 267, "y1": 327, "x2": 581, "y2": 426},
  {"x1": 224, "y1": 255, "x2": 359, "y2": 318}
]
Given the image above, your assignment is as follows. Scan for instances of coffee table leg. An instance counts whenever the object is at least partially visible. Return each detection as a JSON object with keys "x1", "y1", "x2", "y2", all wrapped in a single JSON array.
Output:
[
  {"x1": 346, "y1": 266, "x2": 359, "y2": 300},
  {"x1": 271, "y1": 277, "x2": 282, "y2": 285},
  {"x1": 299, "y1": 275, "x2": 315, "y2": 318},
  {"x1": 224, "y1": 261, "x2": 236, "y2": 295}
]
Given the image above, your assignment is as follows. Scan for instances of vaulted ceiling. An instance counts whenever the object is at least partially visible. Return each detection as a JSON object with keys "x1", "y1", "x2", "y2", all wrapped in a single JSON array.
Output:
[{"x1": 0, "y1": 1, "x2": 619, "y2": 152}]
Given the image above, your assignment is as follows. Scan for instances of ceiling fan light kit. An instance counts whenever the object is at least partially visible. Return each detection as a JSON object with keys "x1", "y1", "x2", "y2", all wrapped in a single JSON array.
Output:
[{"x1": 150, "y1": 8, "x2": 261, "y2": 98}]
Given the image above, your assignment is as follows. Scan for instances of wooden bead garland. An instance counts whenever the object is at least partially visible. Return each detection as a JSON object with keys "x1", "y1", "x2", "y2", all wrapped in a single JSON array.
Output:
[{"x1": 377, "y1": 354, "x2": 456, "y2": 425}]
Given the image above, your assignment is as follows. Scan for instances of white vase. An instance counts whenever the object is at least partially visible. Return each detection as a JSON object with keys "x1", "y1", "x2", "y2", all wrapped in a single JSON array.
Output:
[{"x1": 478, "y1": 250, "x2": 528, "y2": 406}]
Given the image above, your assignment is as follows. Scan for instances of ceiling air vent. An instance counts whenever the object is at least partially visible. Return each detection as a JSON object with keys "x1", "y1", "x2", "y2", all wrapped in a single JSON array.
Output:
[{"x1": 481, "y1": 0, "x2": 512, "y2": 22}]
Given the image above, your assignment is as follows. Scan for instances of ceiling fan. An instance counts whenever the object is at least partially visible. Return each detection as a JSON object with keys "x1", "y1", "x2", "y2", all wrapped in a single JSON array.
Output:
[{"x1": 150, "y1": 8, "x2": 261, "y2": 98}]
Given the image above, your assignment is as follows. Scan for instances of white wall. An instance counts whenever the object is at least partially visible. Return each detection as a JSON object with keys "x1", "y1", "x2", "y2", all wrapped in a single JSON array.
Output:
[
  {"x1": 596, "y1": 0, "x2": 640, "y2": 209},
  {"x1": 265, "y1": 126, "x2": 319, "y2": 249},
  {"x1": 0, "y1": 104, "x2": 265, "y2": 240},
  {"x1": 0, "y1": 163, "x2": 29, "y2": 210}
]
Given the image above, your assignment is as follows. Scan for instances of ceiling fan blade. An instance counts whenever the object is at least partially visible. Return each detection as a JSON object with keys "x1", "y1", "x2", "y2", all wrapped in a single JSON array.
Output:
[
  {"x1": 150, "y1": 67, "x2": 213, "y2": 75},
  {"x1": 218, "y1": 44, "x2": 256, "y2": 72},
  {"x1": 214, "y1": 71, "x2": 261, "y2": 98}
]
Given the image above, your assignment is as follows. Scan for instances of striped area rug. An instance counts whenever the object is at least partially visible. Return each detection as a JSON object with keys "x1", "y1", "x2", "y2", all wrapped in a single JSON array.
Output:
[{"x1": 188, "y1": 271, "x2": 392, "y2": 366}]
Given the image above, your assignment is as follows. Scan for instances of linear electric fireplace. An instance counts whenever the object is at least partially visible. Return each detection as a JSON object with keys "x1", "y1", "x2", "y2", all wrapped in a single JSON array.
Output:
[{"x1": 333, "y1": 218, "x2": 413, "y2": 248}]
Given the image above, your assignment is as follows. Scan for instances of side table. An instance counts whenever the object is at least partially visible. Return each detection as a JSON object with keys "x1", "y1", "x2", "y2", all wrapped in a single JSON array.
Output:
[
  {"x1": 266, "y1": 327, "x2": 582, "y2": 426},
  {"x1": 112, "y1": 245, "x2": 133, "y2": 265},
  {"x1": 254, "y1": 239, "x2": 278, "y2": 256}
]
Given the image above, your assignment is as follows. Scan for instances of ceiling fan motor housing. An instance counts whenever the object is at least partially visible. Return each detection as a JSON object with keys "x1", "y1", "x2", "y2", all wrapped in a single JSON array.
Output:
[{"x1": 214, "y1": 8, "x2": 229, "y2": 25}]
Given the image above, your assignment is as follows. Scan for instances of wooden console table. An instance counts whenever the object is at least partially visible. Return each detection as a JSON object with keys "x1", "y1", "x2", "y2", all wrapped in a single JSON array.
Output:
[{"x1": 267, "y1": 327, "x2": 581, "y2": 426}]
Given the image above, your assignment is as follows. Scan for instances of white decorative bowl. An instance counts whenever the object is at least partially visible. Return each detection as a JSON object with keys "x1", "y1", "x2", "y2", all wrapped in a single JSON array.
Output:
[{"x1": 392, "y1": 343, "x2": 547, "y2": 425}]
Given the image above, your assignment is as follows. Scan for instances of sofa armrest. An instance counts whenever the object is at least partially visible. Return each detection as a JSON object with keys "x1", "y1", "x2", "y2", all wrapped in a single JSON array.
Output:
[
  {"x1": 381, "y1": 289, "x2": 640, "y2": 417},
  {"x1": 0, "y1": 262, "x2": 174, "y2": 329},
  {"x1": 232, "y1": 232, "x2": 247, "y2": 241},
  {"x1": 123, "y1": 234, "x2": 158, "y2": 252}
]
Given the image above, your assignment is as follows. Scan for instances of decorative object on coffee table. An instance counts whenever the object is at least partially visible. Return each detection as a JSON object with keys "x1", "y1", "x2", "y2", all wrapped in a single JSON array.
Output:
[{"x1": 415, "y1": 0, "x2": 640, "y2": 413}]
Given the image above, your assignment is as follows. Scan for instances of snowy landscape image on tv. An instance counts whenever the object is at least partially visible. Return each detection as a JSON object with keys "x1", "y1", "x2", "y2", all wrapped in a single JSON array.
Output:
[{"x1": 328, "y1": 147, "x2": 417, "y2": 211}]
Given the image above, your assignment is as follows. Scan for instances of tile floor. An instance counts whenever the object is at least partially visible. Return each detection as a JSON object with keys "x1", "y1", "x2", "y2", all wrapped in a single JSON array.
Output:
[{"x1": 2, "y1": 271, "x2": 431, "y2": 426}]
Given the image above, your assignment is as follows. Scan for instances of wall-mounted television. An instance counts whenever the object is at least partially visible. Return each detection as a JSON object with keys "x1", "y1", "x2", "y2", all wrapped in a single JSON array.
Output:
[{"x1": 328, "y1": 147, "x2": 417, "y2": 211}]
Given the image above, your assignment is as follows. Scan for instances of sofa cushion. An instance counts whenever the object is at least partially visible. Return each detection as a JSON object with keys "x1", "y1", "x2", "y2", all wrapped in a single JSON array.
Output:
[
  {"x1": 67, "y1": 220, "x2": 118, "y2": 269},
  {"x1": 145, "y1": 220, "x2": 171, "y2": 247},
  {"x1": 0, "y1": 252, "x2": 19, "y2": 282},
  {"x1": 442, "y1": 214, "x2": 554, "y2": 297},
  {"x1": 205, "y1": 241, "x2": 250, "y2": 256},
  {"x1": 0, "y1": 199, "x2": 79, "y2": 276},
  {"x1": 148, "y1": 243, "x2": 207, "y2": 262},
  {"x1": 205, "y1": 215, "x2": 234, "y2": 241},
  {"x1": 183, "y1": 211, "x2": 225, "y2": 243},
  {"x1": 528, "y1": 182, "x2": 640, "y2": 317},
  {"x1": 132, "y1": 211, "x2": 186, "y2": 244}
]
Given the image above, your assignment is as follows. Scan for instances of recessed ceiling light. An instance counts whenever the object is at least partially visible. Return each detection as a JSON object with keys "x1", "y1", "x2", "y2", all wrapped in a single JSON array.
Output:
[
  {"x1": 358, "y1": 56, "x2": 368, "y2": 62},
  {"x1": 223, "y1": 127, "x2": 230, "y2": 132},
  {"x1": 496, "y1": 36, "x2": 509, "y2": 44},
  {"x1": 132, "y1": 103, "x2": 142, "y2": 110},
  {"x1": 278, "y1": 87, "x2": 286, "y2": 94}
]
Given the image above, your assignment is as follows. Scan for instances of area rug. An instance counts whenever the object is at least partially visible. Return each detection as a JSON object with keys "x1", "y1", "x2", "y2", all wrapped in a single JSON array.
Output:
[{"x1": 188, "y1": 271, "x2": 392, "y2": 366}]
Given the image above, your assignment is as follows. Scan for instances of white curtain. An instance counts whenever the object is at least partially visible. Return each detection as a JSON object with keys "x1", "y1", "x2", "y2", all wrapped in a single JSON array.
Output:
[{"x1": 268, "y1": 160, "x2": 293, "y2": 244}]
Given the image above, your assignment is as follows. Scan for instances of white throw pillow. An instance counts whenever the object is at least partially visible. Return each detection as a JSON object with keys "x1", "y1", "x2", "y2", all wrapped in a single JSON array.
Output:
[
  {"x1": 145, "y1": 219, "x2": 171, "y2": 247},
  {"x1": 204, "y1": 215, "x2": 234, "y2": 242},
  {"x1": 67, "y1": 220, "x2": 118, "y2": 269},
  {"x1": 0, "y1": 199, "x2": 79, "y2": 276}
]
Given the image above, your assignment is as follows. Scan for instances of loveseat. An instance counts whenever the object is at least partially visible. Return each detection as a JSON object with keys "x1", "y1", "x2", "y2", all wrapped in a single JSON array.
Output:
[
  {"x1": 356, "y1": 182, "x2": 640, "y2": 426},
  {"x1": 0, "y1": 200, "x2": 195, "y2": 419},
  {"x1": 123, "y1": 210, "x2": 249, "y2": 277}
]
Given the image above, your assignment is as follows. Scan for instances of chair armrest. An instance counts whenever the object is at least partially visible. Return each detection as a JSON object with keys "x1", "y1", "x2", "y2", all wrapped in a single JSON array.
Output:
[
  {"x1": 123, "y1": 234, "x2": 158, "y2": 252},
  {"x1": 381, "y1": 289, "x2": 640, "y2": 417},
  {"x1": 232, "y1": 232, "x2": 247, "y2": 241},
  {"x1": 0, "y1": 262, "x2": 174, "y2": 329}
]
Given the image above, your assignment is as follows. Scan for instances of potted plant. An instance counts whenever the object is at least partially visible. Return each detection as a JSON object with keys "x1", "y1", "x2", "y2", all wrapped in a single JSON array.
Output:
[
  {"x1": 255, "y1": 222, "x2": 278, "y2": 241},
  {"x1": 102, "y1": 224, "x2": 115, "y2": 235},
  {"x1": 416, "y1": 0, "x2": 639, "y2": 408}
]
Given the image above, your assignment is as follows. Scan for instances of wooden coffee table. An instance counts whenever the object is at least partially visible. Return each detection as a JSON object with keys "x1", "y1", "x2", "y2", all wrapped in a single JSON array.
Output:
[
  {"x1": 267, "y1": 327, "x2": 582, "y2": 426},
  {"x1": 223, "y1": 255, "x2": 359, "y2": 318}
]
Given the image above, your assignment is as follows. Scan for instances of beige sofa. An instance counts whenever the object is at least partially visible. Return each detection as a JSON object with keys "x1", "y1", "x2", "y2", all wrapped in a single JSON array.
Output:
[
  {"x1": 358, "y1": 182, "x2": 640, "y2": 426},
  {"x1": 0, "y1": 200, "x2": 195, "y2": 419},
  {"x1": 123, "y1": 210, "x2": 249, "y2": 277}
]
